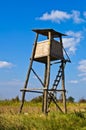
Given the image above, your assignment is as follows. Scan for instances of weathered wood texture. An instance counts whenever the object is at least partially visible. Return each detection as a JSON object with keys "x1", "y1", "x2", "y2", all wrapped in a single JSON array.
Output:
[
  {"x1": 20, "y1": 29, "x2": 69, "y2": 115},
  {"x1": 43, "y1": 31, "x2": 51, "y2": 114},
  {"x1": 34, "y1": 39, "x2": 63, "y2": 63},
  {"x1": 60, "y1": 36, "x2": 67, "y2": 113},
  {"x1": 61, "y1": 61, "x2": 67, "y2": 113}
]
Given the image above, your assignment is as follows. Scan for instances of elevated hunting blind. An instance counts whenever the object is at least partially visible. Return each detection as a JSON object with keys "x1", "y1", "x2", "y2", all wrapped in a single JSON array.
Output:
[{"x1": 20, "y1": 29, "x2": 71, "y2": 114}]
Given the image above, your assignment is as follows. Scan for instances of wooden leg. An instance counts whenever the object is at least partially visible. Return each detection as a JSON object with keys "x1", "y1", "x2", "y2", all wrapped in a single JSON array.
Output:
[
  {"x1": 43, "y1": 56, "x2": 50, "y2": 114},
  {"x1": 61, "y1": 61, "x2": 67, "y2": 113},
  {"x1": 20, "y1": 33, "x2": 38, "y2": 113},
  {"x1": 42, "y1": 64, "x2": 47, "y2": 112}
]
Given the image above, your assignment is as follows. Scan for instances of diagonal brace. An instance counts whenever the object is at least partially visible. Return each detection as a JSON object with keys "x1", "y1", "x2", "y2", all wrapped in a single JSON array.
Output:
[
  {"x1": 48, "y1": 92, "x2": 63, "y2": 113},
  {"x1": 31, "y1": 68, "x2": 44, "y2": 87}
]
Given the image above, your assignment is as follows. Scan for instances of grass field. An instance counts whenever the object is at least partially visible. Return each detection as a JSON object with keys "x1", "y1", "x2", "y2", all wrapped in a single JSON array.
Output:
[{"x1": 0, "y1": 100, "x2": 86, "y2": 130}]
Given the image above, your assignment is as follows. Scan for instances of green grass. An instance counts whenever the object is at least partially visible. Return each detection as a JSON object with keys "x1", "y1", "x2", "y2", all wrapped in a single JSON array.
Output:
[
  {"x1": 0, "y1": 100, "x2": 86, "y2": 130},
  {"x1": 0, "y1": 112, "x2": 86, "y2": 130}
]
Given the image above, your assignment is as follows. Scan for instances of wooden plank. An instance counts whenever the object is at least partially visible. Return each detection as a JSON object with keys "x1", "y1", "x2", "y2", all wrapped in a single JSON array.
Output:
[
  {"x1": 34, "y1": 40, "x2": 49, "y2": 59},
  {"x1": 51, "y1": 40, "x2": 63, "y2": 59},
  {"x1": 32, "y1": 29, "x2": 66, "y2": 37},
  {"x1": 20, "y1": 88, "x2": 66, "y2": 92},
  {"x1": 34, "y1": 39, "x2": 64, "y2": 63},
  {"x1": 20, "y1": 88, "x2": 47, "y2": 91}
]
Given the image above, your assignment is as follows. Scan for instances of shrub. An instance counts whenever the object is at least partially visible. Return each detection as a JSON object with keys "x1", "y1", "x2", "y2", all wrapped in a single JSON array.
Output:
[
  {"x1": 30, "y1": 95, "x2": 43, "y2": 103},
  {"x1": 67, "y1": 96, "x2": 75, "y2": 103},
  {"x1": 79, "y1": 98, "x2": 86, "y2": 103},
  {"x1": 11, "y1": 96, "x2": 20, "y2": 102}
]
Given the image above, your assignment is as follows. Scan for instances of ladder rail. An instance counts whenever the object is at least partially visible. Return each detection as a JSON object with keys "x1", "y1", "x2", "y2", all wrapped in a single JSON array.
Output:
[
  {"x1": 48, "y1": 60, "x2": 66, "y2": 109},
  {"x1": 52, "y1": 61, "x2": 66, "y2": 90}
]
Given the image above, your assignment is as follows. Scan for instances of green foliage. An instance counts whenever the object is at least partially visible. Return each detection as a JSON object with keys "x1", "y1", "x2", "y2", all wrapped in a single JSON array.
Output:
[
  {"x1": 30, "y1": 95, "x2": 43, "y2": 103},
  {"x1": 11, "y1": 96, "x2": 20, "y2": 102},
  {"x1": 79, "y1": 98, "x2": 86, "y2": 103},
  {"x1": 67, "y1": 96, "x2": 75, "y2": 103},
  {"x1": 74, "y1": 110, "x2": 85, "y2": 119}
]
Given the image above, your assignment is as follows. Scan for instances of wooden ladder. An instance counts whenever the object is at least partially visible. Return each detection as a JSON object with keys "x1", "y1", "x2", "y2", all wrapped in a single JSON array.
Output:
[{"x1": 48, "y1": 60, "x2": 67, "y2": 112}]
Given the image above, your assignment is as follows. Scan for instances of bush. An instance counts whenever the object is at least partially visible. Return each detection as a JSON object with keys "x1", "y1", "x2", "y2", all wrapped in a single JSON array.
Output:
[
  {"x1": 79, "y1": 98, "x2": 86, "y2": 103},
  {"x1": 67, "y1": 96, "x2": 75, "y2": 103},
  {"x1": 11, "y1": 96, "x2": 20, "y2": 102},
  {"x1": 30, "y1": 95, "x2": 43, "y2": 103}
]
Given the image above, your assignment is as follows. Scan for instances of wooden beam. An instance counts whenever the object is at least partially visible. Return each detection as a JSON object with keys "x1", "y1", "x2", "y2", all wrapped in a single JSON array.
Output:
[
  {"x1": 50, "y1": 61, "x2": 62, "y2": 66},
  {"x1": 20, "y1": 89, "x2": 43, "y2": 94},
  {"x1": 42, "y1": 63, "x2": 47, "y2": 112},
  {"x1": 20, "y1": 33, "x2": 38, "y2": 113},
  {"x1": 43, "y1": 31, "x2": 51, "y2": 114},
  {"x1": 48, "y1": 92, "x2": 63, "y2": 113},
  {"x1": 31, "y1": 68, "x2": 44, "y2": 87},
  {"x1": 20, "y1": 88, "x2": 47, "y2": 91},
  {"x1": 59, "y1": 36, "x2": 67, "y2": 113},
  {"x1": 48, "y1": 89, "x2": 66, "y2": 92},
  {"x1": 61, "y1": 60, "x2": 67, "y2": 113}
]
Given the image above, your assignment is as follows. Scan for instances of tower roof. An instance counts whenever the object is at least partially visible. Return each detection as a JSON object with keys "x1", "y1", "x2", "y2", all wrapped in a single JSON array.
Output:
[{"x1": 32, "y1": 29, "x2": 66, "y2": 38}]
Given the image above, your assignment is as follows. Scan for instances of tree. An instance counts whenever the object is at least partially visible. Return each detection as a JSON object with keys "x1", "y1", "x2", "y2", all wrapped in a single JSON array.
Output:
[
  {"x1": 78, "y1": 98, "x2": 86, "y2": 103},
  {"x1": 11, "y1": 96, "x2": 20, "y2": 102},
  {"x1": 67, "y1": 96, "x2": 75, "y2": 103}
]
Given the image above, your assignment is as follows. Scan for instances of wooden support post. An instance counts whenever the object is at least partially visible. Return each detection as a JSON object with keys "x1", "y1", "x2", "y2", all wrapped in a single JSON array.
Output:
[
  {"x1": 43, "y1": 32, "x2": 51, "y2": 114},
  {"x1": 60, "y1": 35, "x2": 67, "y2": 113},
  {"x1": 42, "y1": 63, "x2": 47, "y2": 112},
  {"x1": 61, "y1": 61, "x2": 67, "y2": 113},
  {"x1": 20, "y1": 33, "x2": 38, "y2": 113},
  {"x1": 43, "y1": 56, "x2": 50, "y2": 114}
]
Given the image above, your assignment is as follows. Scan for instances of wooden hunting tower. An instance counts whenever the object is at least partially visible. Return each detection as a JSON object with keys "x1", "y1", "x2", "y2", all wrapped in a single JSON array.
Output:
[{"x1": 20, "y1": 29, "x2": 71, "y2": 114}]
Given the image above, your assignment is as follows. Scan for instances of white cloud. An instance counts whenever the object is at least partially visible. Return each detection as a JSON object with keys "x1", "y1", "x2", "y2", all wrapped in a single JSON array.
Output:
[
  {"x1": 0, "y1": 61, "x2": 13, "y2": 68},
  {"x1": 37, "y1": 10, "x2": 71, "y2": 23},
  {"x1": 78, "y1": 60, "x2": 86, "y2": 73},
  {"x1": 72, "y1": 10, "x2": 85, "y2": 23},
  {"x1": 37, "y1": 10, "x2": 86, "y2": 24},
  {"x1": 63, "y1": 31, "x2": 82, "y2": 54},
  {"x1": 77, "y1": 60, "x2": 86, "y2": 81},
  {"x1": 68, "y1": 80, "x2": 78, "y2": 84}
]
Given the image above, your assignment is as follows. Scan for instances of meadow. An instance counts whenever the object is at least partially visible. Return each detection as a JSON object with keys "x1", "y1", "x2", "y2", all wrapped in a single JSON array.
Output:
[{"x1": 0, "y1": 100, "x2": 86, "y2": 130}]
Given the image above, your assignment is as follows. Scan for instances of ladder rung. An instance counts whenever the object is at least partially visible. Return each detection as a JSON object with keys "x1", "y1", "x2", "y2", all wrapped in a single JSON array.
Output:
[
  {"x1": 56, "y1": 76, "x2": 61, "y2": 79},
  {"x1": 54, "y1": 80, "x2": 59, "y2": 82},
  {"x1": 58, "y1": 75, "x2": 61, "y2": 77},
  {"x1": 58, "y1": 70, "x2": 62, "y2": 72},
  {"x1": 51, "y1": 89, "x2": 66, "y2": 92},
  {"x1": 60, "y1": 65, "x2": 62, "y2": 68},
  {"x1": 53, "y1": 84, "x2": 57, "y2": 86},
  {"x1": 51, "y1": 61, "x2": 66, "y2": 91}
]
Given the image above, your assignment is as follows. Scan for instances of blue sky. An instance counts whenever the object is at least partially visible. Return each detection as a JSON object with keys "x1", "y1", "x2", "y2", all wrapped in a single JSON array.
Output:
[{"x1": 0, "y1": 0, "x2": 86, "y2": 101}]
